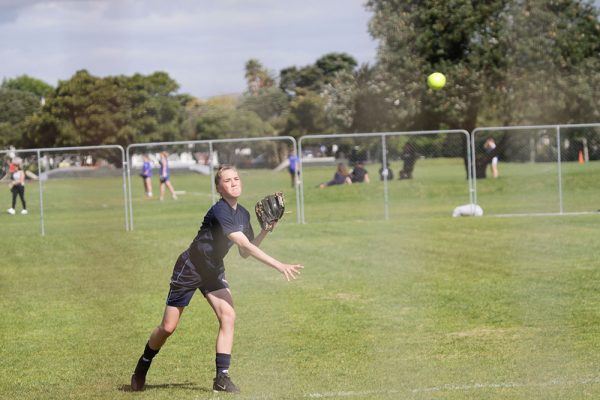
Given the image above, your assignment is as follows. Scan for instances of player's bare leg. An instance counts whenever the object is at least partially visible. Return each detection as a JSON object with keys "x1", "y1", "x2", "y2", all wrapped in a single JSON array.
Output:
[
  {"x1": 144, "y1": 177, "x2": 153, "y2": 197},
  {"x1": 206, "y1": 288, "x2": 240, "y2": 393},
  {"x1": 131, "y1": 306, "x2": 184, "y2": 391},
  {"x1": 206, "y1": 288, "x2": 235, "y2": 354},
  {"x1": 159, "y1": 182, "x2": 165, "y2": 201},
  {"x1": 491, "y1": 163, "x2": 498, "y2": 178},
  {"x1": 165, "y1": 181, "x2": 177, "y2": 200},
  {"x1": 150, "y1": 305, "x2": 184, "y2": 348}
]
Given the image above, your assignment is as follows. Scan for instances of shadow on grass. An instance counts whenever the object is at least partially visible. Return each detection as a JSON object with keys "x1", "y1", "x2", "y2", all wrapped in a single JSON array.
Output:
[{"x1": 118, "y1": 382, "x2": 211, "y2": 393}]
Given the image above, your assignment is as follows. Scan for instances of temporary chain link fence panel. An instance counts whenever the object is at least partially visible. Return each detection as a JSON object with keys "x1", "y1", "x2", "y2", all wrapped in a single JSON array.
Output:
[
  {"x1": 298, "y1": 130, "x2": 472, "y2": 224},
  {"x1": 7, "y1": 124, "x2": 593, "y2": 237},
  {"x1": 558, "y1": 124, "x2": 600, "y2": 214},
  {"x1": 472, "y1": 123, "x2": 600, "y2": 216},
  {"x1": 126, "y1": 136, "x2": 299, "y2": 231},
  {"x1": 1, "y1": 145, "x2": 128, "y2": 236}
]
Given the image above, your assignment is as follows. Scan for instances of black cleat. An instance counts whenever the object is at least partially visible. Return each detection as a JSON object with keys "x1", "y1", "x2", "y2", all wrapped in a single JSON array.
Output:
[
  {"x1": 131, "y1": 373, "x2": 146, "y2": 391},
  {"x1": 213, "y1": 373, "x2": 240, "y2": 393}
]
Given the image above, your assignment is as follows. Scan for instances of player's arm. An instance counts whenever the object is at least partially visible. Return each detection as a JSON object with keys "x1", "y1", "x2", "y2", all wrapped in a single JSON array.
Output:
[
  {"x1": 248, "y1": 227, "x2": 269, "y2": 251},
  {"x1": 247, "y1": 221, "x2": 279, "y2": 251},
  {"x1": 227, "y1": 231, "x2": 303, "y2": 281}
]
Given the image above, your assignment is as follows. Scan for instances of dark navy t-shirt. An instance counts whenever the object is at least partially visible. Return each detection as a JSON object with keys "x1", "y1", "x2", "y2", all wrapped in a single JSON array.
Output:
[{"x1": 188, "y1": 199, "x2": 254, "y2": 271}]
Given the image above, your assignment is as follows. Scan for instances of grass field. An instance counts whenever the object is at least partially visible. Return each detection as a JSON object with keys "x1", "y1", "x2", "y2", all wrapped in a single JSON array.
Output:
[{"x1": 1, "y1": 160, "x2": 600, "y2": 399}]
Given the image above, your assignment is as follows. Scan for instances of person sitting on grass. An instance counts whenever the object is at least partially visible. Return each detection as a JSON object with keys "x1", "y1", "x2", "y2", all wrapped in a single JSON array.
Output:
[
  {"x1": 350, "y1": 162, "x2": 370, "y2": 184},
  {"x1": 379, "y1": 162, "x2": 394, "y2": 181},
  {"x1": 319, "y1": 163, "x2": 352, "y2": 188}
]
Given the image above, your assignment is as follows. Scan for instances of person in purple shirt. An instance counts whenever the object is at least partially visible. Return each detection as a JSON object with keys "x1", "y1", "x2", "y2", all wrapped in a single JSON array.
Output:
[
  {"x1": 130, "y1": 165, "x2": 303, "y2": 393},
  {"x1": 140, "y1": 154, "x2": 153, "y2": 198},
  {"x1": 287, "y1": 148, "x2": 299, "y2": 188},
  {"x1": 158, "y1": 151, "x2": 178, "y2": 201}
]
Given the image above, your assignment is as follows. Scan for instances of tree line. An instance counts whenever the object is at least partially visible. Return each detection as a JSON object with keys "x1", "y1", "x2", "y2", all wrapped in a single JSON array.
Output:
[{"x1": 2, "y1": 0, "x2": 600, "y2": 171}]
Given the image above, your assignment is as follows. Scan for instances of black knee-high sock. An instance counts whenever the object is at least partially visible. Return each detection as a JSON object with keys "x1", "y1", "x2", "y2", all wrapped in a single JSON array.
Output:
[
  {"x1": 134, "y1": 342, "x2": 160, "y2": 376},
  {"x1": 215, "y1": 353, "x2": 231, "y2": 376}
]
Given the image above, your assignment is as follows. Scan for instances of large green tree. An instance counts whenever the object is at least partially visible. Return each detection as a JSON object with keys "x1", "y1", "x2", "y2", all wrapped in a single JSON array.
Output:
[
  {"x1": 367, "y1": 0, "x2": 510, "y2": 132},
  {"x1": 237, "y1": 86, "x2": 289, "y2": 124},
  {"x1": 366, "y1": 0, "x2": 600, "y2": 177},
  {"x1": 0, "y1": 75, "x2": 53, "y2": 148},
  {"x1": 283, "y1": 91, "x2": 334, "y2": 137},
  {"x1": 278, "y1": 53, "x2": 358, "y2": 138},
  {"x1": 497, "y1": 0, "x2": 600, "y2": 125},
  {"x1": 245, "y1": 59, "x2": 276, "y2": 95},
  {"x1": 0, "y1": 88, "x2": 43, "y2": 147},
  {"x1": 23, "y1": 70, "x2": 189, "y2": 150},
  {"x1": 280, "y1": 52, "x2": 358, "y2": 94},
  {"x1": 322, "y1": 63, "x2": 391, "y2": 133},
  {"x1": 1, "y1": 75, "x2": 54, "y2": 100},
  {"x1": 188, "y1": 96, "x2": 280, "y2": 165}
]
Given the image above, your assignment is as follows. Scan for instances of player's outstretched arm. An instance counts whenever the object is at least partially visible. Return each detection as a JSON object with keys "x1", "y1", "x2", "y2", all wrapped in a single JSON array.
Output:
[
  {"x1": 248, "y1": 223, "x2": 273, "y2": 250},
  {"x1": 249, "y1": 221, "x2": 280, "y2": 250},
  {"x1": 228, "y1": 231, "x2": 303, "y2": 281}
]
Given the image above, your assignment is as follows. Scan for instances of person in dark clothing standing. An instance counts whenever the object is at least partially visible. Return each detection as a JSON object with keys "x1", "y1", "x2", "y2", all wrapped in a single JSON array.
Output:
[
  {"x1": 7, "y1": 162, "x2": 27, "y2": 215},
  {"x1": 130, "y1": 165, "x2": 303, "y2": 393},
  {"x1": 399, "y1": 142, "x2": 418, "y2": 179}
]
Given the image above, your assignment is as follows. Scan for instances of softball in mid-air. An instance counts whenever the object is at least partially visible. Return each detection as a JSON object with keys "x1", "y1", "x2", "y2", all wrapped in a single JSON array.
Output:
[{"x1": 427, "y1": 72, "x2": 446, "y2": 90}]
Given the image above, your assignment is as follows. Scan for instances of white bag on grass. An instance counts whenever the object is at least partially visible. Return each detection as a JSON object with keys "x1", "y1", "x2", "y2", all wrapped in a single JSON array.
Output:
[{"x1": 452, "y1": 204, "x2": 483, "y2": 217}]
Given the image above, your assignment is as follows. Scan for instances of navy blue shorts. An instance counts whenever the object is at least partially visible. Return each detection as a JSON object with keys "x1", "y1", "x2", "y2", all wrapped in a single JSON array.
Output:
[{"x1": 165, "y1": 250, "x2": 229, "y2": 307}]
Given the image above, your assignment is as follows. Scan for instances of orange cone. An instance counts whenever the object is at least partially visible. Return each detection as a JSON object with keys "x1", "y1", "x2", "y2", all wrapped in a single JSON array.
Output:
[{"x1": 578, "y1": 150, "x2": 584, "y2": 164}]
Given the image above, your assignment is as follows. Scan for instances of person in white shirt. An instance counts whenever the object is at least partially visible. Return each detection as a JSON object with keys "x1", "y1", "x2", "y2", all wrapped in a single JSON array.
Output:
[{"x1": 7, "y1": 162, "x2": 27, "y2": 215}]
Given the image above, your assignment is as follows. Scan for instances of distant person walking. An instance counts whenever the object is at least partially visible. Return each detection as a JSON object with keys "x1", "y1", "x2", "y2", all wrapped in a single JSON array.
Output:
[
  {"x1": 288, "y1": 149, "x2": 299, "y2": 188},
  {"x1": 140, "y1": 154, "x2": 153, "y2": 198},
  {"x1": 7, "y1": 162, "x2": 27, "y2": 215},
  {"x1": 158, "y1": 151, "x2": 177, "y2": 201},
  {"x1": 484, "y1": 137, "x2": 499, "y2": 178}
]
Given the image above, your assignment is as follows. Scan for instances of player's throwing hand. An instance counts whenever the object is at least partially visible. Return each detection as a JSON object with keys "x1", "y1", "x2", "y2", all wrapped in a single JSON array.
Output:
[{"x1": 277, "y1": 263, "x2": 304, "y2": 281}]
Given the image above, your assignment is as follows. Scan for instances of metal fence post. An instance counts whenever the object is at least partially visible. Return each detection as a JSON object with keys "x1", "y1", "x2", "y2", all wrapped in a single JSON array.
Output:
[
  {"x1": 119, "y1": 146, "x2": 130, "y2": 231},
  {"x1": 556, "y1": 125, "x2": 563, "y2": 214},
  {"x1": 36, "y1": 150, "x2": 45, "y2": 236},
  {"x1": 381, "y1": 134, "x2": 389, "y2": 220}
]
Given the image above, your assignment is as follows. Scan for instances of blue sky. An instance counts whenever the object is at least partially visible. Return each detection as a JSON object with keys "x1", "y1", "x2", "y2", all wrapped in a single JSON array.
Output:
[{"x1": 0, "y1": 0, "x2": 377, "y2": 98}]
